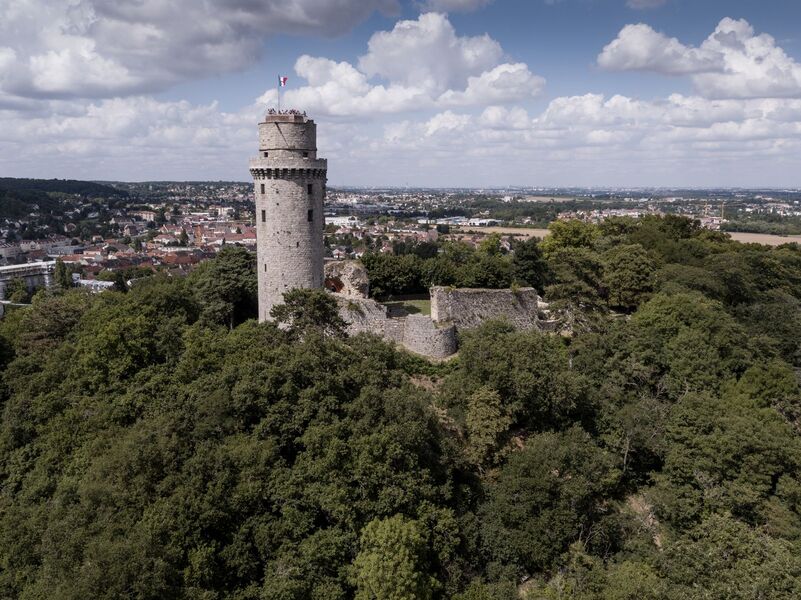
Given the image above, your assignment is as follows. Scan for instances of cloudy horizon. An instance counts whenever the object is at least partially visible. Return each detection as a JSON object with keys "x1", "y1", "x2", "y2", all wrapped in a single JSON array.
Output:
[{"x1": 2, "y1": 0, "x2": 801, "y2": 187}]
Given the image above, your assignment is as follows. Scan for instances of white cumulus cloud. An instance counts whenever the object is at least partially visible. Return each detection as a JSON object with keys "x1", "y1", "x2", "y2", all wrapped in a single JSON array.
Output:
[
  {"x1": 599, "y1": 18, "x2": 801, "y2": 99},
  {"x1": 4, "y1": 91, "x2": 801, "y2": 186},
  {"x1": 357, "y1": 12, "x2": 502, "y2": 94},
  {"x1": 3, "y1": 9, "x2": 801, "y2": 187},
  {"x1": 438, "y1": 63, "x2": 545, "y2": 106},
  {"x1": 598, "y1": 23, "x2": 722, "y2": 75},
  {"x1": 0, "y1": 0, "x2": 400, "y2": 100},
  {"x1": 260, "y1": 13, "x2": 544, "y2": 116}
]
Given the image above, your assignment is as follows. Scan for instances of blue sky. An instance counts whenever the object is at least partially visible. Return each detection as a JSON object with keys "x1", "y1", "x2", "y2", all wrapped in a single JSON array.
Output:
[
  {"x1": 2, "y1": 0, "x2": 801, "y2": 187},
  {"x1": 161, "y1": 0, "x2": 801, "y2": 110}
]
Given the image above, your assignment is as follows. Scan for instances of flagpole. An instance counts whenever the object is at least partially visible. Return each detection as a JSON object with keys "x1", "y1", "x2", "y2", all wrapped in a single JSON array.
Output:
[{"x1": 278, "y1": 77, "x2": 281, "y2": 112}]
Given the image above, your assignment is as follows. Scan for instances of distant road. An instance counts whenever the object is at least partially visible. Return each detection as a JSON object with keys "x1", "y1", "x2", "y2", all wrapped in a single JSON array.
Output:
[{"x1": 454, "y1": 226, "x2": 801, "y2": 247}]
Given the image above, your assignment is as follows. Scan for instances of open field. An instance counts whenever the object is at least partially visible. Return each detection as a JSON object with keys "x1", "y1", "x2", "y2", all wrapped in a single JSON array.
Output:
[
  {"x1": 727, "y1": 232, "x2": 801, "y2": 246},
  {"x1": 382, "y1": 299, "x2": 431, "y2": 316},
  {"x1": 454, "y1": 226, "x2": 801, "y2": 247},
  {"x1": 454, "y1": 226, "x2": 550, "y2": 238}
]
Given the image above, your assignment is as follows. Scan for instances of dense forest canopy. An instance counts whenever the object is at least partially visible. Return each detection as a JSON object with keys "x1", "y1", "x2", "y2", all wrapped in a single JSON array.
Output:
[
  {"x1": 0, "y1": 178, "x2": 128, "y2": 224},
  {"x1": 0, "y1": 188, "x2": 61, "y2": 219},
  {"x1": 3, "y1": 216, "x2": 801, "y2": 599},
  {"x1": 0, "y1": 178, "x2": 128, "y2": 198}
]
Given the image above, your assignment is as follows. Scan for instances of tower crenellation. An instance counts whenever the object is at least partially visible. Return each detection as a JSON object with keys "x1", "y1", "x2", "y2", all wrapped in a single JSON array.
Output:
[{"x1": 249, "y1": 111, "x2": 327, "y2": 321}]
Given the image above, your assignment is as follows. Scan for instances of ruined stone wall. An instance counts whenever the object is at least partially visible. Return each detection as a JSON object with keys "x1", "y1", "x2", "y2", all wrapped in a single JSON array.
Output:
[
  {"x1": 335, "y1": 295, "x2": 389, "y2": 337},
  {"x1": 430, "y1": 286, "x2": 544, "y2": 330},
  {"x1": 333, "y1": 294, "x2": 457, "y2": 359},
  {"x1": 401, "y1": 314, "x2": 458, "y2": 359},
  {"x1": 324, "y1": 260, "x2": 369, "y2": 298},
  {"x1": 334, "y1": 286, "x2": 553, "y2": 359}
]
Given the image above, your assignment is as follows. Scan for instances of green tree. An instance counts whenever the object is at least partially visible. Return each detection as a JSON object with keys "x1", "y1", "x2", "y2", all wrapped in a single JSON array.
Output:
[
  {"x1": 53, "y1": 258, "x2": 72, "y2": 289},
  {"x1": 478, "y1": 233, "x2": 503, "y2": 257},
  {"x1": 360, "y1": 253, "x2": 424, "y2": 299},
  {"x1": 659, "y1": 514, "x2": 801, "y2": 599},
  {"x1": 444, "y1": 322, "x2": 585, "y2": 431},
  {"x1": 480, "y1": 427, "x2": 620, "y2": 574},
  {"x1": 352, "y1": 515, "x2": 435, "y2": 600},
  {"x1": 540, "y1": 220, "x2": 600, "y2": 257},
  {"x1": 630, "y1": 292, "x2": 753, "y2": 396},
  {"x1": 601, "y1": 244, "x2": 656, "y2": 311},
  {"x1": 178, "y1": 228, "x2": 189, "y2": 246},
  {"x1": 465, "y1": 387, "x2": 512, "y2": 468},
  {"x1": 187, "y1": 245, "x2": 257, "y2": 328},
  {"x1": 735, "y1": 359, "x2": 801, "y2": 426},
  {"x1": 654, "y1": 264, "x2": 724, "y2": 301},
  {"x1": 737, "y1": 290, "x2": 801, "y2": 366},
  {"x1": 511, "y1": 237, "x2": 550, "y2": 290},
  {"x1": 652, "y1": 391, "x2": 801, "y2": 531},
  {"x1": 10, "y1": 289, "x2": 93, "y2": 356},
  {"x1": 602, "y1": 560, "x2": 664, "y2": 600},
  {"x1": 6, "y1": 278, "x2": 30, "y2": 303},
  {"x1": 270, "y1": 288, "x2": 347, "y2": 339},
  {"x1": 112, "y1": 270, "x2": 128, "y2": 293},
  {"x1": 544, "y1": 247, "x2": 605, "y2": 329}
]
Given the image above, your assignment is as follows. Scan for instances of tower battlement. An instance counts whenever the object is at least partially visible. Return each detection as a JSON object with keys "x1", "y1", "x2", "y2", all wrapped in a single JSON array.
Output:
[
  {"x1": 262, "y1": 112, "x2": 312, "y2": 124},
  {"x1": 250, "y1": 112, "x2": 327, "y2": 321}
]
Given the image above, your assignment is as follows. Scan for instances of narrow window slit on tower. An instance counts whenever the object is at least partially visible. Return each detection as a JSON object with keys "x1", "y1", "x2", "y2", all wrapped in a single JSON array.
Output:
[
  {"x1": 307, "y1": 209, "x2": 313, "y2": 222},
  {"x1": 307, "y1": 183, "x2": 313, "y2": 196},
  {"x1": 261, "y1": 209, "x2": 266, "y2": 222},
  {"x1": 302, "y1": 151, "x2": 308, "y2": 158},
  {"x1": 264, "y1": 152, "x2": 268, "y2": 157},
  {"x1": 260, "y1": 183, "x2": 265, "y2": 194}
]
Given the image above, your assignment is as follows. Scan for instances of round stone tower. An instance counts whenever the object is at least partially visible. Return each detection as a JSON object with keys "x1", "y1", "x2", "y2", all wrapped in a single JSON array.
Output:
[{"x1": 249, "y1": 112, "x2": 327, "y2": 321}]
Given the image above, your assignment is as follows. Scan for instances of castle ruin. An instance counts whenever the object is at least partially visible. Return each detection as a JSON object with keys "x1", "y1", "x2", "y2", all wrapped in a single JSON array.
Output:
[{"x1": 249, "y1": 111, "x2": 551, "y2": 357}]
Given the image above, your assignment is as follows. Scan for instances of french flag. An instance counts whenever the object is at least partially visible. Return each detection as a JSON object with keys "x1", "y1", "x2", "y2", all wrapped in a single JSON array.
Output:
[{"x1": 278, "y1": 76, "x2": 288, "y2": 87}]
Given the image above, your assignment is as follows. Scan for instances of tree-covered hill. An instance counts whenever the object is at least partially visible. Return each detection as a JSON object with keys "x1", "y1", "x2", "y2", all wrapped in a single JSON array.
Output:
[
  {"x1": 0, "y1": 178, "x2": 128, "y2": 220},
  {"x1": 0, "y1": 188, "x2": 59, "y2": 219},
  {"x1": 2, "y1": 219, "x2": 801, "y2": 599},
  {"x1": 0, "y1": 178, "x2": 128, "y2": 198}
]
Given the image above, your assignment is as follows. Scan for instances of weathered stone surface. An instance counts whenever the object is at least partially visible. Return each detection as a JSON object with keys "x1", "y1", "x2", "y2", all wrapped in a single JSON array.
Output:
[
  {"x1": 332, "y1": 293, "x2": 458, "y2": 359},
  {"x1": 334, "y1": 295, "x2": 388, "y2": 337},
  {"x1": 430, "y1": 286, "x2": 546, "y2": 330},
  {"x1": 250, "y1": 114, "x2": 327, "y2": 321},
  {"x1": 324, "y1": 260, "x2": 370, "y2": 298},
  {"x1": 401, "y1": 314, "x2": 457, "y2": 359}
]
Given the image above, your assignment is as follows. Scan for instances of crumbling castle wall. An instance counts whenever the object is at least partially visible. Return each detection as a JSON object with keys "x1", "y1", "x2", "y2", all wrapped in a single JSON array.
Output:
[
  {"x1": 430, "y1": 286, "x2": 545, "y2": 330},
  {"x1": 333, "y1": 294, "x2": 457, "y2": 359},
  {"x1": 401, "y1": 314, "x2": 458, "y2": 359},
  {"x1": 333, "y1": 286, "x2": 552, "y2": 360},
  {"x1": 324, "y1": 260, "x2": 370, "y2": 298},
  {"x1": 335, "y1": 295, "x2": 388, "y2": 337}
]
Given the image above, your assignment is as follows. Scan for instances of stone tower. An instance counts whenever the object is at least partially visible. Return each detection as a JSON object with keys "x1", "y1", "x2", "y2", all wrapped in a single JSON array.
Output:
[{"x1": 249, "y1": 112, "x2": 327, "y2": 321}]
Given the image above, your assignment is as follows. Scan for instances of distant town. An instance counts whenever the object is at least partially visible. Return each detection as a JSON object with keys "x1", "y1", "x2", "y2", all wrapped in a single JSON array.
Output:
[{"x1": 3, "y1": 177, "x2": 801, "y2": 297}]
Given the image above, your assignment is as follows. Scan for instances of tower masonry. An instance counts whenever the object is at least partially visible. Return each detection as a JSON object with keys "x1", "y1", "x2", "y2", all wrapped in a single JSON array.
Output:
[{"x1": 249, "y1": 112, "x2": 327, "y2": 321}]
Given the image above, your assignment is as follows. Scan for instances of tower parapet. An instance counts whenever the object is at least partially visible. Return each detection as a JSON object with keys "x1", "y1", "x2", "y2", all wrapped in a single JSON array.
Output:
[{"x1": 249, "y1": 111, "x2": 327, "y2": 320}]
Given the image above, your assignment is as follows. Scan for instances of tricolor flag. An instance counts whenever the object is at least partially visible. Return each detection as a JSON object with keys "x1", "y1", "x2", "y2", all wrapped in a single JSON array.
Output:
[{"x1": 278, "y1": 76, "x2": 288, "y2": 87}]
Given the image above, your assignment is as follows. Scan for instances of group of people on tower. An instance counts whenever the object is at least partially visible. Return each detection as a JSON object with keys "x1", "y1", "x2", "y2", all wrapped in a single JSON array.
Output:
[{"x1": 266, "y1": 108, "x2": 307, "y2": 116}]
